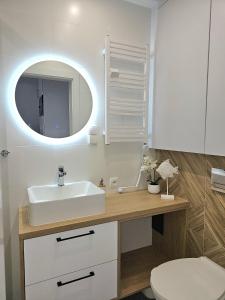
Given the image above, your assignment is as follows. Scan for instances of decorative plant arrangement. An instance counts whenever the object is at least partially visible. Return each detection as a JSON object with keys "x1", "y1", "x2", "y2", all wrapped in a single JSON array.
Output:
[{"x1": 141, "y1": 156, "x2": 161, "y2": 194}]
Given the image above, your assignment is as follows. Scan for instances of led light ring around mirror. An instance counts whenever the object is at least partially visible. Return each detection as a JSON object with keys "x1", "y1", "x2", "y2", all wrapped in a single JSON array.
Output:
[{"x1": 8, "y1": 54, "x2": 98, "y2": 145}]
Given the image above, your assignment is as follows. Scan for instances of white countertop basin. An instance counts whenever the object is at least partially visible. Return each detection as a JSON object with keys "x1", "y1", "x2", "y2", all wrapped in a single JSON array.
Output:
[{"x1": 27, "y1": 181, "x2": 105, "y2": 226}]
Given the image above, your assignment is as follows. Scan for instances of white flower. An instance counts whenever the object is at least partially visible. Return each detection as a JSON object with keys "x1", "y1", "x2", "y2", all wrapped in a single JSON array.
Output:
[
  {"x1": 141, "y1": 156, "x2": 158, "y2": 173},
  {"x1": 141, "y1": 165, "x2": 149, "y2": 172}
]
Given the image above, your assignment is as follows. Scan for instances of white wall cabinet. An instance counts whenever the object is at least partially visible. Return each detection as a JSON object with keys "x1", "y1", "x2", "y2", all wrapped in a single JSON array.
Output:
[
  {"x1": 205, "y1": 0, "x2": 225, "y2": 156},
  {"x1": 153, "y1": 0, "x2": 211, "y2": 153},
  {"x1": 24, "y1": 222, "x2": 118, "y2": 300}
]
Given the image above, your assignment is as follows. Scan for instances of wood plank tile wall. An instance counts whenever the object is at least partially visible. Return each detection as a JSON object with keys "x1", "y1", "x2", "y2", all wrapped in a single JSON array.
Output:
[{"x1": 157, "y1": 150, "x2": 225, "y2": 268}]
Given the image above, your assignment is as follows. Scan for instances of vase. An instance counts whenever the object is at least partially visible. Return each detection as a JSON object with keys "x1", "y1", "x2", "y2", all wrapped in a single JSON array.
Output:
[{"x1": 148, "y1": 183, "x2": 160, "y2": 194}]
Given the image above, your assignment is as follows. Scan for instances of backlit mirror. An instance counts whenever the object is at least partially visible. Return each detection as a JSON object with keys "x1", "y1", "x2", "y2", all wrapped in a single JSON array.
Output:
[{"x1": 15, "y1": 61, "x2": 93, "y2": 138}]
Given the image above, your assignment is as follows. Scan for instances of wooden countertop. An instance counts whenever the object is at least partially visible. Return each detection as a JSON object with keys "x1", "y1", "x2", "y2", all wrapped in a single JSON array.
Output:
[{"x1": 19, "y1": 190, "x2": 189, "y2": 240}]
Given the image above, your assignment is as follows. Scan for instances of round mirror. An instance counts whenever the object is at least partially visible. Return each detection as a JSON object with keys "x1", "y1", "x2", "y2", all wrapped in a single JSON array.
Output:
[{"x1": 15, "y1": 60, "x2": 93, "y2": 139}]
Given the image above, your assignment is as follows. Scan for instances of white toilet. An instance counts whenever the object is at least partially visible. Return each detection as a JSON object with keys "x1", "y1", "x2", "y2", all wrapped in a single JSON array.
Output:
[{"x1": 150, "y1": 257, "x2": 225, "y2": 300}]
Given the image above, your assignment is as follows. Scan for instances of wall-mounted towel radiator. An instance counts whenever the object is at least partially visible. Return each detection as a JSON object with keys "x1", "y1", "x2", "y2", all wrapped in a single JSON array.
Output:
[{"x1": 104, "y1": 36, "x2": 150, "y2": 144}]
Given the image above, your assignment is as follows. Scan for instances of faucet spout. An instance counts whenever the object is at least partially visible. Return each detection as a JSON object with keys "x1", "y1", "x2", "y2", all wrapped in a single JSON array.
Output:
[{"x1": 58, "y1": 166, "x2": 67, "y2": 186}]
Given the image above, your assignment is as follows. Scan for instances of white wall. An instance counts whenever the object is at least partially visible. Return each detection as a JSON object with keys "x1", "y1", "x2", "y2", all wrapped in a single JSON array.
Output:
[
  {"x1": 121, "y1": 218, "x2": 152, "y2": 253},
  {"x1": 0, "y1": 141, "x2": 6, "y2": 300},
  {"x1": 0, "y1": 72, "x2": 7, "y2": 300},
  {"x1": 0, "y1": 0, "x2": 151, "y2": 299},
  {"x1": 0, "y1": 177, "x2": 6, "y2": 300}
]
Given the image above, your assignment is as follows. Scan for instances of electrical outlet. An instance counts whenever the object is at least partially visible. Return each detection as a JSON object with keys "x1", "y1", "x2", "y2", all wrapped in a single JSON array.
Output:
[{"x1": 109, "y1": 177, "x2": 119, "y2": 189}]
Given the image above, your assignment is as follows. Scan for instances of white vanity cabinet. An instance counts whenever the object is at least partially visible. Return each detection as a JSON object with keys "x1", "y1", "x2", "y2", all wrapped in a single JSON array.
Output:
[
  {"x1": 153, "y1": 0, "x2": 211, "y2": 153},
  {"x1": 24, "y1": 222, "x2": 118, "y2": 300},
  {"x1": 205, "y1": 0, "x2": 225, "y2": 156}
]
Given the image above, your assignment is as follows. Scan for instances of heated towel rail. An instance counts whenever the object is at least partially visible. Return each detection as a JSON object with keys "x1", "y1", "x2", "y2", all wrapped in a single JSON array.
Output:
[{"x1": 104, "y1": 36, "x2": 149, "y2": 144}]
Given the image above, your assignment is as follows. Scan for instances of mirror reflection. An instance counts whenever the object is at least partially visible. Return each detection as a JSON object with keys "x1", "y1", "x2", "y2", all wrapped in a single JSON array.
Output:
[{"x1": 15, "y1": 61, "x2": 93, "y2": 138}]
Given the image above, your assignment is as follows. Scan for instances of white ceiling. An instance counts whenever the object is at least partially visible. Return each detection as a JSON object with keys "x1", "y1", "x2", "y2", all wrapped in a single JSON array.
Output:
[{"x1": 123, "y1": 0, "x2": 166, "y2": 8}]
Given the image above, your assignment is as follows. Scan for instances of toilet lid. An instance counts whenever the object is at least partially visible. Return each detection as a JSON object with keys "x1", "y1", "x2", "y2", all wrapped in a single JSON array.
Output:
[{"x1": 150, "y1": 257, "x2": 225, "y2": 300}]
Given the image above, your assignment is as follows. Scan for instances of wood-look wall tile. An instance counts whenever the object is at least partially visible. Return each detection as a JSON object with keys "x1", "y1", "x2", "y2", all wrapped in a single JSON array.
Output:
[
  {"x1": 205, "y1": 155, "x2": 225, "y2": 262},
  {"x1": 158, "y1": 150, "x2": 205, "y2": 205},
  {"x1": 205, "y1": 205, "x2": 225, "y2": 248},
  {"x1": 204, "y1": 221, "x2": 225, "y2": 268},
  {"x1": 186, "y1": 227, "x2": 203, "y2": 258},
  {"x1": 156, "y1": 150, "x2": 225, "y2": 267},
  {"x1": 157, "y1": 150, "x2": 206, "y2": 258}
]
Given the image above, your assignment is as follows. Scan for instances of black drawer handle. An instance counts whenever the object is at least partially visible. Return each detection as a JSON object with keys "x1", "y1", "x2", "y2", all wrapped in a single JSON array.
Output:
[
  {"x1": 56, "y1": 230, "x2": 95, "y2": 242},
  {"x1": 57, "y1": 271, "x2": 95, "y2": 287}
]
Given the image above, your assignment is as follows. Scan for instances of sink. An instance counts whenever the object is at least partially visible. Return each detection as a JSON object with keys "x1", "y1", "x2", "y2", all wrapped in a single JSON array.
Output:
[{"x1": 27, "y1": 181, "x2": 105, "y2": 226}]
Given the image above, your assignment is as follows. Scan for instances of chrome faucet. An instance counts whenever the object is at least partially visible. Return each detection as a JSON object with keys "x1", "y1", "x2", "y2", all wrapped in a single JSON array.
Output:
[{"x1": 57, "y1": 166, "x2": 67, "y2": 186}]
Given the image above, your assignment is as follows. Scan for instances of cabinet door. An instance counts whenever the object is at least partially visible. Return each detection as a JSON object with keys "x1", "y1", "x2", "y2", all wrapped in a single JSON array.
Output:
[
  {"x1": 205, "y1": 0, "x2": 225, "y2": 155},
  {"x1": 24, "y1": 222, "x2": 118, "y2": 285},
  {"x1": 153, "y1": 0, "x2": 211, "y2": 153},
  {"x1": 25, "y1": 261, "x2": 117, "y2": 300}
]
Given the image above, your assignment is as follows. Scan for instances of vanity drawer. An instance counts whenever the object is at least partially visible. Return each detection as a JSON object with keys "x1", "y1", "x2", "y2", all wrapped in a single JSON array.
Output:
[
  {"x1": 24, "y1": 222, "x2": 118, "y2": 285},
  {"x1": 25, "y1": 260, "x2": 117, "y2": 300}
]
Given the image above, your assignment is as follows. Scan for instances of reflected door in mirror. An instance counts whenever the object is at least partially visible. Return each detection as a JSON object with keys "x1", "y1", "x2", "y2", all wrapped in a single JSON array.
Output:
[{"x1": 15, "y1": 61, "x2": 93, "y2": 139}]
